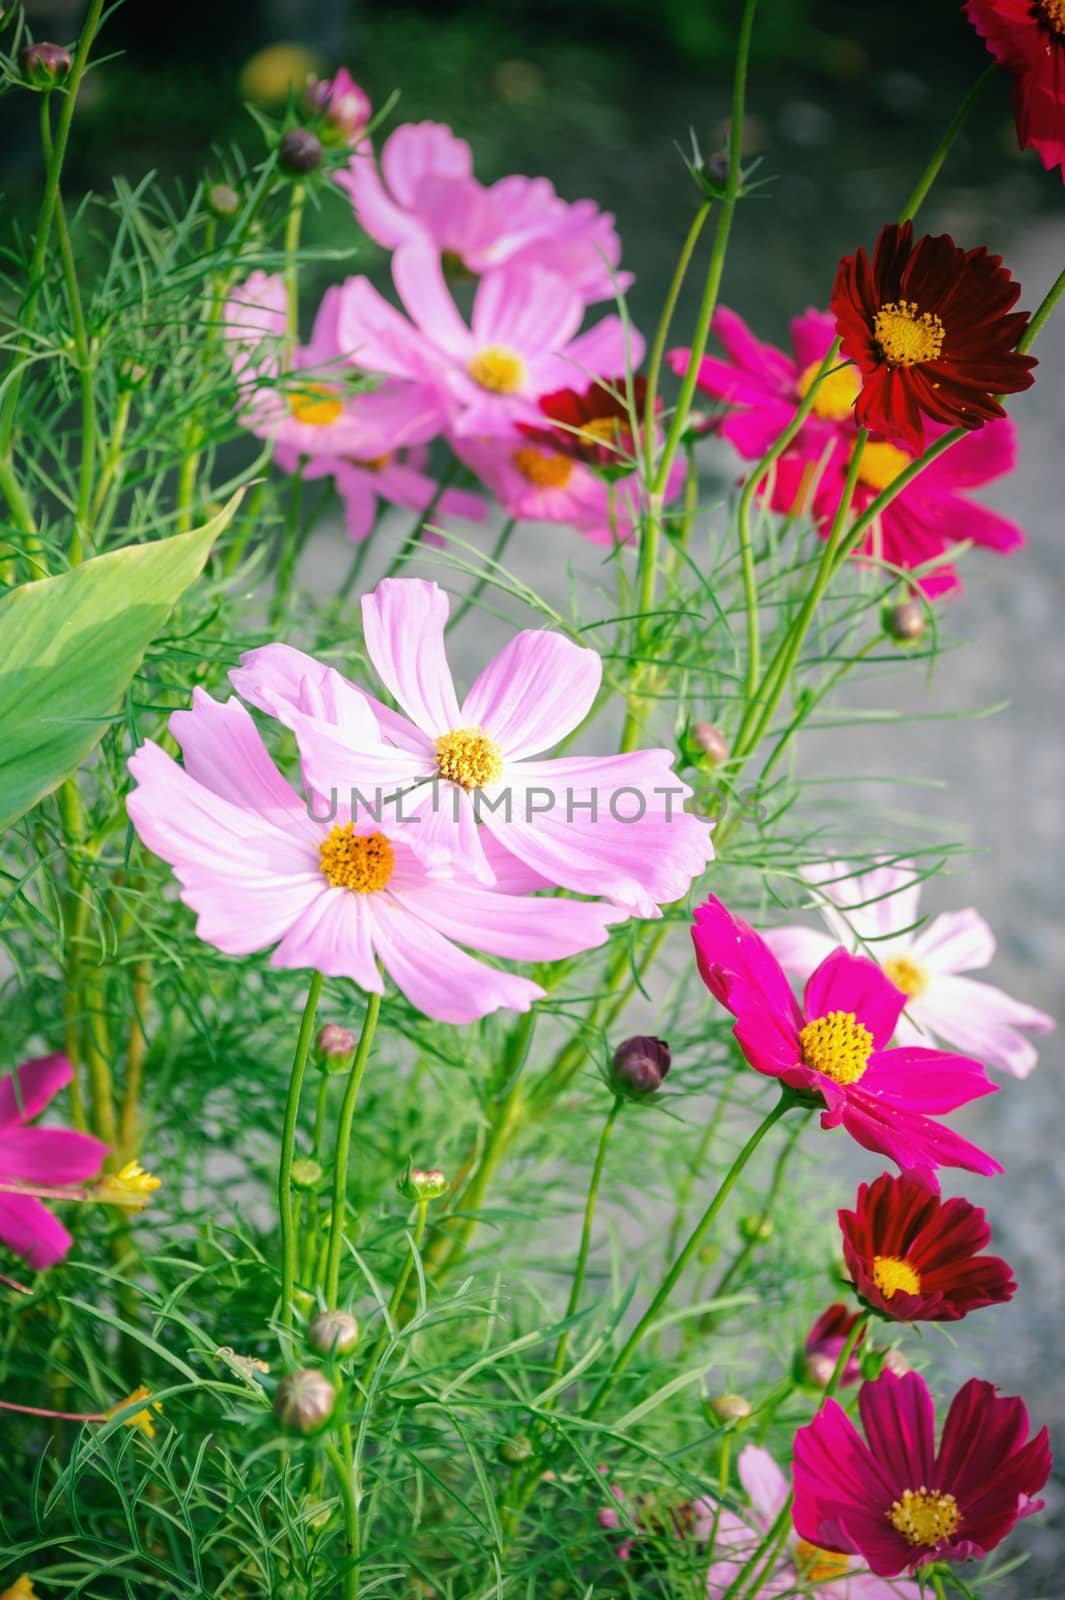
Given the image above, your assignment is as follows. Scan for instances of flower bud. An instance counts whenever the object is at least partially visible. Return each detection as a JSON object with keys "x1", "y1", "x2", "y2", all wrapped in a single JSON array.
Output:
[
  {"x1": 308, "y1": 1309, "x2": 360, "y2": 1356},
  {"x1": 878, "y1": 1345, "x2": 911, "y2": 1379},
  {"x1": 316, "y1": 1022, "x2": 356, "y2": 1074},
  {"x1": 19, "y1": 42, "x2": 72, "y2": 87},
  {"x1": 707, "y1": 1392, "x2": 752, "y2": 1424},
  {"x1": 290, "y1": 1158, "x2": 323, "y2": 1191},
  {"x1": 497, "y1": 1432, "x2": 534, "y2": 1465},
  {"x1": 305, "y1": 68, "x2": 371, "y2": 147},
  {"x1": 279, "y1": 128, "x2": 323, "y2": 175},
  {"x1": 689, "y1": 721, "x2": 729, "y2": 767},
  {"x1": 206, "y1": 182, "x2": 240, "y2": 218},
  {"x1": 883, "y1": 599, "x2": 928, "y2": 645},
  {"x1": 399, "y1": 1165, "x2": 449, "y2": 1201},
  {"x1": 610, "y1": 1035, "x2": 671, "y2": 1097},
  {"x1": 738, "y1": 1212, "x2": 773, "y2": 1244},
  {"x1": 274, "y1": 1369, "x2": 336, "y2": 1434}
]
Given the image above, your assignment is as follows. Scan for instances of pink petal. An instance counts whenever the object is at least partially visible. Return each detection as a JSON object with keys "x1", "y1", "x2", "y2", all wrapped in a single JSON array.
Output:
[
  {"x1": 788, "y1": 308, "x2": 838, "y2": 371},
  {"x1": 381, "y1": 121, "x2": 472, "y2": 208},
  {"x1": 762, "y1": 924, "x2": 838, "y2": 980},
  {"x1": 393, "y1": 244, "x2": 473, "y2": 358},
  {"x1": 0, "y1": 1193, "x2": 75, "y2": 1270},
  {"x1": 737, "y1": 1445, "x2": 789, "y2": 1524},
  {"x1": 471, "y1": 264, "x2": 584, "y2": 355},
  {"x1": 170, "y1": 688, "x2": 310, "y2": 820},
  {"x1": 916, "y1": 974, "x2": 1054, "y2": 1079},
  {"x1": 908, "y1": 908, "x2": 996, "y2": 974},
  {"x1": 367, "y1": 897, "x2": 543, "y2": 1023},
  {"x1": 335, "y1": 275, "x2": 449, "y2": 388},
  {"x1": 402, "y1": 880, "x2": 620, "y2": 961},
  {"x1": 860, "y1": 1045, "x2": 998, "y2": 1113},
  {"x1": 460, "y1": 631, "x2": 601, "y2": 759},
  {"x1": 0, "y1": 1126, "x2": 107, "y2": 1184},
  {"x1": 271, "y1": 885, "x2": 381, "y2": 990},
  {"x1": 0, "y1": 1054, "x2": 73, "y2": 1130},
  {"x1": 858, "y1": 1370, "x2": 936, "y2": 1496},
  {"x1": 361, "y1": 578, "x2": 462, "y2": 736},
  {"x1": 562, "y1": 315, "x2": 646, "y2": 381},
  {"x1": 804, "y1": 949, "x2": 905, "y2": 1049}
]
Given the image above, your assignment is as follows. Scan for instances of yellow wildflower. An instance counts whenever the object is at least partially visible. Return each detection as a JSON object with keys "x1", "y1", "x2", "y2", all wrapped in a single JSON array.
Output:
[
  {"x1": 96, "y1": 1161, "x2": 161, "y2": 1211},
  {"x1": 106, "y1": 1385, "x2": 160, "y2": 1439}
]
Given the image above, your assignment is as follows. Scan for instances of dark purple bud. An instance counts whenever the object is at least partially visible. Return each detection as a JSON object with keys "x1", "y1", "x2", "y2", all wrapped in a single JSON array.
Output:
[
  {"x1": 279, "y1": 128, "x2": 323, "y2": 175},
  {"x1": 610, "y1": 1035, "x2": 671, "y2": 1097},
  {"x1": 19, "y1": 42, "x2": 72, "y2": 87}
]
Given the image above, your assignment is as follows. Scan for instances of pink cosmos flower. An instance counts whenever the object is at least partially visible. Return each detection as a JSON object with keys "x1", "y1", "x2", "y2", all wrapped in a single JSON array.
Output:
[
  {"x1": 691, "y1": 895, "x2": 1002, "y2": 1179},
  {"x1": 0, "y1": 1056, "x2": 107, "y2": 1269},
  {"x1": 667, "y1": 307, "x2": 856, "y2": 459},
  {"x1": 304, "y1": 67, "x2": 371, "y2": 147},
  {"x1": 765, "y1": 860, "x2": 1054, "y2": 1079},
  {"x1": 793, "y1": 1369, "x2": 1052, "y2": 1576},
  {"x1": 770, "y1": 419, "x2": 1026, "y2": 598},
  {"x1": 126, "y1": 688, "x2": 621, "y2": 1025},
  {"x1": 223, "y1": 270, "x2": 289, "y2": 386},
  {"x1": 336, "y1": 243, "x2": 640, "y2": 437},
  {"x1": 802, "y1": 1303, "x2": 866, "y2": 1390},
  {"x1": 336, "y1": 121, "x2": 630, "y2": 301},
  {"x1": 232, "y1": 578, "x2": 714, "y2": 916},
  {"x1": 288, "y1": 442, "x2": 485, "y2": 544},
  {"x1": 698, "y1": 1444, "x2": 922, "y2": 1598}
]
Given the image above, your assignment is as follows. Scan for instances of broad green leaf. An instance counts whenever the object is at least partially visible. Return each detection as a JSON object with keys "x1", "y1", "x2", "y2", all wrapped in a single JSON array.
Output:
[{"x1": 0, "y1": 494, "x2": 241, "y2": 831}]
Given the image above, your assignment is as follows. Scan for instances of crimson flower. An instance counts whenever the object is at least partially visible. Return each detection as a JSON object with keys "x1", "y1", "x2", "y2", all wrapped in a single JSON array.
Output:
[
  {"x1": 839, "y1": 1171, "x2": 1016, "y2": 1323},
  {"x1": 793, "y1": 1369, "x2": 1051, "y2": 1575},
  {"x1": 519, "y1": 378, "x2": 649, "y2": 468},
  {"x1": 830, "y1": 221, "x2": 1035, "y2": 448},
  {"x1": 691, "y1": 896, "x2": 1002, "y2": 1179},
  {"x1": 965, "y1": 1, "x2": 1065, "y2": 177}
]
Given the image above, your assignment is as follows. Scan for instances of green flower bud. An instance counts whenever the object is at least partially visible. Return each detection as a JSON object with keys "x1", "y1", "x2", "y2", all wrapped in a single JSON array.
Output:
[
  {"x1": 274, "y1": 1369, "x2": 336, "y2": 1434},
  {"x1": 308, "y1": 1309, "x2": 360, "y2": 1357},
  {"x1": 290, "y1": 1158, "x2": 322, "y2": 1191}
]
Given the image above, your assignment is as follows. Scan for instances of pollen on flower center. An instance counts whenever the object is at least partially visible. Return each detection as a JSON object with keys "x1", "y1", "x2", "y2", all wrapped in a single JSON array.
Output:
[
  {"x1": 289, "y1": 384, "x2": 344, "y2": 426},
  {"x1": 799, "y1": 1010, "x2": 874, "y2": 1085},
  {"x1": 796, "y1": 359, "x2": 861, "y2": 420},
  {"x1": 882, "y1": 952, "x2": 929, "y2": 998},
  {"x1": 468, "y1": 344, "x2": 527, "y2": 394},
  {"x1": 580, "y1": 414, "x2": 624, "y2": 446},
  {"x1": 857, "y1": 439, "x2": 912, "y2": 493},
  {"x1": 873, "y1": 301, "x2": 945, "y2": 368},
  {"x1": 793, "y1": 1540, "x2": 852, "y2": 1582},
  {"x1": 512, "y1": 446, "x2": 574, "y2": 488},
  {"x1": 872, "y1": 1254, "x2": 922, "y2": 1299},
  {"x1": 1039, "y1": 0, "x2": 1065, "y2": 36},
  {"x1": 319, "y1": 824, "x2": 395, "y2": 892},
  {"x1": 434, "y1": 727, "x2": 505, "y2": 790},
  {"x1": 888, "y1": 1487, "x2": 961, "y2": 1548}
]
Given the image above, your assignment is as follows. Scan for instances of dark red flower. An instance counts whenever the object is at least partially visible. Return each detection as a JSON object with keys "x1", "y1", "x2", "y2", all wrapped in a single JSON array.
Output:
[
  {"x1": 830, "y1": 221, "x2": 1036, "y2": 448},
  {"x1": 839, "y1": 1171, "x2": 1016, "y2": 1322},
  {"x1": 519, "y1": 378, "x2": 649, "y2": 467},
  {"x1": 794, "y1": 1369, "x2": 1052, "y2": 1576},
  {"x1": 802, "y1": 1302, "x2": 866, "y2": 1388},
  {"x1": 965, "y1": 1, "x2": 1065, "y2": 177}
]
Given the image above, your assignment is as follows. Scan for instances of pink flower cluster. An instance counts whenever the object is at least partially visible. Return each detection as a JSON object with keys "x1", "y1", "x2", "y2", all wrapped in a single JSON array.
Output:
[{"x1": 224, "y1": 115, "x2": 679, "y2": 547}]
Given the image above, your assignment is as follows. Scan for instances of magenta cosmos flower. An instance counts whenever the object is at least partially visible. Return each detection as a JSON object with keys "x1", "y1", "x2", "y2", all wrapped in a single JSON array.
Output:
[
  {"x1": 965, "y1": 1, "x2": 1065, "y2": 177},
  {"x1": 793, "y1": 1369, "x2": 1051, "y2": 1576},
  {"x1": 0, "y1": 1056, "x2": 107, "y2": 1269},
  {"x1": 126, "y1": 688, "x2": 621, "y2": 1025},
  {"x1": 336, "y1": 121, "x2": 629, "y2": 301},
  {"x1": 770, "y1": 419, "x2": 1026, "y2": 598},
  {"x1": 233, "y1": 578, "x2": 714, "y2": 916},
  {"x1": 839, "y1": 1171, "x2": 1016, "y2": 1323},
  {"x1": 336, "y1": 243, "x2": 639, "y2": 438},
  {"x1": 698, "y1": 1444, "x2": 922, "y2": 1598},
  {"x1": 765, "y1": 860, "x2": 1054, "y2": 1079},
  {"x1": 692, "y1": 896, "x2": 1001, "y2": 1178},
  {"x1": 667, "y1": 306, "x2": 858, "y2": 459}
]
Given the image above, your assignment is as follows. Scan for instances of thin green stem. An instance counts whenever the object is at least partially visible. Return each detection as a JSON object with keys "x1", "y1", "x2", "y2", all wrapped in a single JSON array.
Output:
[
  {"x1": 665, "y1": 1080, "x2": 734, "y2": 1263},
  {"x1": 550, "y1": 1095, "x2": 624, "y2": 1383},
  {"x1": 640, "y1": 200, "x2": 713, "y2": 482},
  {"x1": 279, "y1": 971, "x2": 324, "y2": 1329},
  {"x1": 586, "y1": 1092, "x2": 794, "y2": 1415},
  {"x1": 446, "y1": 517, "x2": 517, "y2": 631},
  {"x1": 1019, "y1": 264, "x2": 1065, "y2": 355},
  {"x1": 899, "y1": 67, "x2": 994, "y2": 223},
  {"x1": 705, "y1": 1109, "x2": 811, "y2": 1312},
  {"x1": 323, "y1": 990, "x2": 382, "y2": 1305},
  {"x1": 325, "y1": 1438, "x2": 360, "y2": 1600},
  {"x1": 284, "y1": 183, "x2": 306, "y2": 343}
]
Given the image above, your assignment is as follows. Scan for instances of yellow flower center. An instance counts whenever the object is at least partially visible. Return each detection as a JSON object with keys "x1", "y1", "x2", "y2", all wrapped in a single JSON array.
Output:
[
  {"x1": 1039, "y1": 0, "x2": 1065, "y2": 35},
  {"x1": 434, "y1": 727, "x2": 505, "y2": 790},
  {"x1": 882, "y1": 952, "x2": 929, "y2": 998},
  {"x1": 97, "y1": 1159, "x2": 162, "y2": 1209},
  {"x1": 512, "y1": 446, "x2": 574, "y2": 488},
  {"x1": 857, "y1": 439, "x2": 912, "y2": 493},
  {"x1": 872, "y1": 1254, "x2": 922, "y2": 1299},
  {"x1": 319, "y1": 825, "x2": 395, "y2": 893},
  {"x1": 873, "y1": 301, "x2": 945, "y2": 368},
  {"x1": 580, "y1": 414, "x2": 625, "y2": 446},
  {"x1": 796, "y1": 359, "x2": 861, "y2": 420},
  {"x1": 107, "y1": 1384, "x2": 160, "y2": 1438},
  {"x1": 793, "y1": 1540, "x2": 852, "y2": 1582},
  {"x1": 468, "y1": 344, "x2": 527, "y2": 394},
  {"x1": 1, "y1": 1578, "x2": 38, "y2": 1600},
  {"x1": 888, "y1": 1488, "x2": 961, "y2": 1548},
  {"x1": 289, "y1": 384, "x2": 344, "y2": 426},
  {"x1": 799, "y1": 1010, "x2": 874, "y2": 1085}
]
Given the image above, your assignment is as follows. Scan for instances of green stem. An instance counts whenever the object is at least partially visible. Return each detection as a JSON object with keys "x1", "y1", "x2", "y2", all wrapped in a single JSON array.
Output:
[
  {"x1": 279, "y1": 971, "x2": 324, "y2": 1329},
  {"x1": 640, "y1": 199, "x2": 713, "y2": 483},
  {"x1": 665, "y1": 1080, "x2": 734, "y2": 1263},
  {"x1": 705, "y1": 1109, "x2": 811, "y2": 1312},
  {"x1": 1019, "y1": 265, "x2": 1065, "y2": 355},
  {"x1": 550, "y1": 1095, "x2": 624, "y2": 1383},
  {"x1": 284, "y1": 183, "x2": 306, "y2": 343},
  {"x1": 899, "y1": 67, "x2": 994, "y2": 223},
  {"x1": 446, "y1": 516, "x2": 517, "y2": 631},
  {"x1": 586, "y1": 1092, "x2": 793, "y2": 1415},
  {"x1": 325, "y1": 1438, "x2": 360, "y2": 1600},
  {"x1": 323, "y1": 990, "x2": 382, "y2": 1305}
]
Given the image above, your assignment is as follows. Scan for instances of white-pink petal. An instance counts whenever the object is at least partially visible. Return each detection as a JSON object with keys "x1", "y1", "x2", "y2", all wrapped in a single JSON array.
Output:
[{"x1": 460, "y1": 630, "x2": 601, "y2": 759}]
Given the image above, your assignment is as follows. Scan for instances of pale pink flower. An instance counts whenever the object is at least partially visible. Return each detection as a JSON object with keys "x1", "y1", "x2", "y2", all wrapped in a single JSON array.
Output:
[
  {"x1": 765, "y1": 861, "x2": 1054, "y2": 1079},
  {"x1": 0, "y1": 1056, "x2": 107, "y2": 1269},
  {"x1": 335, "y1": 243, "x2": 640, "y2": 437},
  {"x1": 126, "y1": 688, "x2": 620, "y2": 1025},
  {"x1": 305, "y1": 67, "x2": 371, "y2": 147},
  {"x1": 698, "y1": 1444, "x2": 922, "y2": 1598},
  {"x1": 336, "y1": 121, "x2": 629, "y2": 301},
  {"x1": 232, "y1": 578, "x2": 714, "y2": 917},
  {"x1": 223, "y1": 270, "x2": 289, "y2": 386},
  {"x1": 288, "y1": 442, "x2": 485, "y2": 544}
]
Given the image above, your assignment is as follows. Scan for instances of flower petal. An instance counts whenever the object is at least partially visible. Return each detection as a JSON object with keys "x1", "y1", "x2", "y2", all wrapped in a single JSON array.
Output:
[{"x1": 460, "y1": 631, "x2": 601, "y2": 758}]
